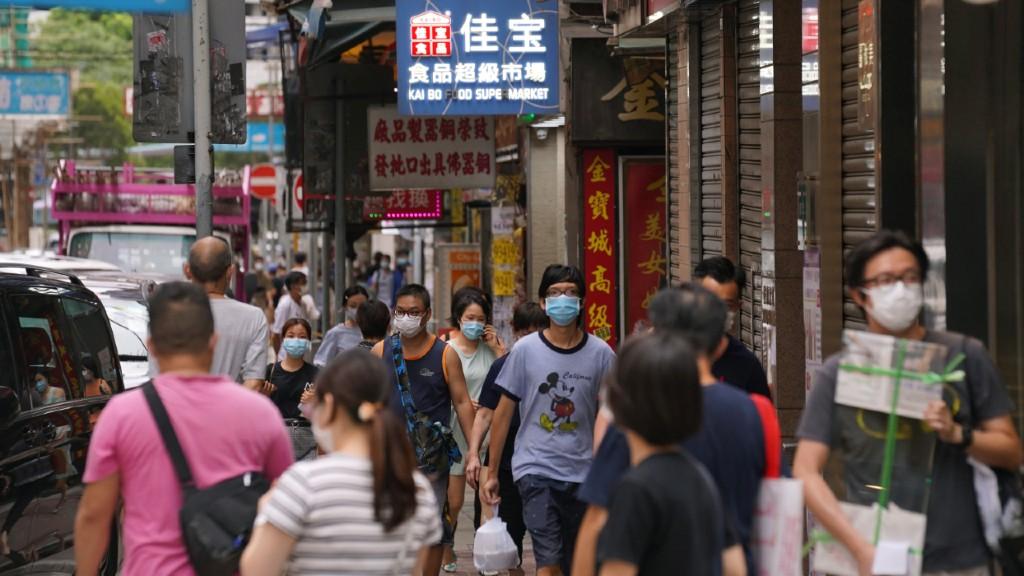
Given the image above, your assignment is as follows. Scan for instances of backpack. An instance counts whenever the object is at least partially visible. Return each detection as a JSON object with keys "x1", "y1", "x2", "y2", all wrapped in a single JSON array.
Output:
[
  {"x1": 389, "y1": 334, "x2": 461, "y2": 475},
  {"x1": 142, "y1": 382, "x2": 270, "y2": 576}
]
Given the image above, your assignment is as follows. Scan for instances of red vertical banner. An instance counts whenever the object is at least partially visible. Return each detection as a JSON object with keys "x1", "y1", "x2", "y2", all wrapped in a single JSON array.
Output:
[
  {"x1": 582, "y1": 149, "x2": 618, "y2": 348},
  {"x1": 623, "y1": 159, "x2": 667, "y2": 334}
]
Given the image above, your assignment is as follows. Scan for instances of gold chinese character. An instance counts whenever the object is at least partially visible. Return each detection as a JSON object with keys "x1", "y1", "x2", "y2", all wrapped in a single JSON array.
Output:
[
  {"x1": 588, "y1": 303, "x2": 612, "y2": 333},
  {"x1": 639, "y1": 212, "x2": 665, "y2": 242},
  {"x1": 586, "y1": 155, "x2": 611, "y2": 183},
  {"x1": 646, "y1": 174, "x2": 667, "y2": 204},
  {"x1": 587, "y1": 229, "x2": 613, "y2": 257},
  {"x1": 589, "y1": 265, "x2": 612, "y2": 294},
  {"x1": 601, "y1": 73, "x2": 667, "y2": 122},
  {"x1": 638, "y1": 250, "x2": 666, "y2": 276},
  {"x1": 641, "y1": 286, "x2": 657, "y2": 310},
  {"x1": 588, "y1": 189, "x2": 611, "y2": 221}
]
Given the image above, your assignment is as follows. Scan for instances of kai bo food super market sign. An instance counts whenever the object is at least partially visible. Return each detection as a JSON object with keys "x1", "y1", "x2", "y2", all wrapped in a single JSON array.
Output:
[{"x1": 397, "y1": 0, "x2": 559, "y2": 116}]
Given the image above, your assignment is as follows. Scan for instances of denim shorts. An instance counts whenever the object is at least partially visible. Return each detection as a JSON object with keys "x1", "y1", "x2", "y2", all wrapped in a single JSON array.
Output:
[
  {"x1": 427, "y1": 470, "x2": 455, "y2": 546},
  {"x1": 516, "y1": 474, "x2": 586, "y2": 572}
]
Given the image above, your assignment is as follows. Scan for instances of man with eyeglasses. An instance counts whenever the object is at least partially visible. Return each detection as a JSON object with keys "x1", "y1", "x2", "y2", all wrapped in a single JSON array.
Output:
[
  {"x1": 372, "y1": 283, "x2": 475, "y2": 576},
  {"x1": 794, "y1": 230, "x2": 1022, "y2": 576},
  {"x1": 481, "y1": 264, "x2": 616, "y2": 576}
]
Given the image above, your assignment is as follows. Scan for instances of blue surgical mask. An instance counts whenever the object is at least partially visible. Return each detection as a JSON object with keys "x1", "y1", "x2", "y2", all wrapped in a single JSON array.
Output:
[
  {"x1": 461, "y1": 321, "x2": 485, "y2": 341},
  {"x1": 35, "y1": 378, "x2": 47, "y2": 393},
  {"x1": 545, "y1": 295, "x2": 581, "y2": 327},
  {"x1": 283, "y1": 338, "x2": 310, "y2": 358}
]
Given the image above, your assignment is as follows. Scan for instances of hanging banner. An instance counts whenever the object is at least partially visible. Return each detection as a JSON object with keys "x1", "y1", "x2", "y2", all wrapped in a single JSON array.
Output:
[
  {"x1": 582, "y1": 149, "x2": 618, "y2": 347},
  {"x1": 369, "y1": 105, "x2": 496, "y2": 190},
  {"x1": 397, "y1": 0, "x2": 559, "y2": 116},
  {"x1": 622, "y1": 159, "x2": 666, "y2": 335}
]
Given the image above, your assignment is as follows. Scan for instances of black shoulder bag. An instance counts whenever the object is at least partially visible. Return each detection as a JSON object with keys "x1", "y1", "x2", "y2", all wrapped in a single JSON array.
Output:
[{"x1": 142, "y1": 382, "x2": 270, "y2": 576}]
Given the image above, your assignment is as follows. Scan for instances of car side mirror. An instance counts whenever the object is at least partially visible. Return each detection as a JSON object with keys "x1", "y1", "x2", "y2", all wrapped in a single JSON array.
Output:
[{"x1": 0, "y1": 386, "x2": 21, "y2": 428}]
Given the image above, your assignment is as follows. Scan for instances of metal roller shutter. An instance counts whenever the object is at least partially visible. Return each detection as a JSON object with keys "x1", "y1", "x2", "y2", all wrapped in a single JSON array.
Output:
[
  {"x1": 700, "y1": 11, "x2": 724, "y2": 257},
  {"x1": 736, "y1": 0, "x2": 762, "y2": 353},
  {"x1": 668, "y1": 29, "x2": 683, "y2": 284},
  {"x1": 841, "y1": 0, "x2": 877, "y2": 330}
]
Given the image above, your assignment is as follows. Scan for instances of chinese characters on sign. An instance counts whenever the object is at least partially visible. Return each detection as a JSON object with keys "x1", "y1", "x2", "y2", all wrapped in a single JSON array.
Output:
[
  {"x1": 0, "y1": 71, "x2": 70, "y2": 116},
  {"x1": 363, "y1": 190, "x2": 443, "y2": 220},
  {"x1": 398, "y1": 0, "x2": 559, "y2": 116},
  {"x1": 491, "y1": 206, "x2": 520, "y2": 297},
  {"x1": 582, "y1": 149, "x2": 618, "y2": 347},
  {"x1": 368, "y1": 105, "x2": 496, "y2": 190},
  {"x1": 623, "y1": 159, "x2": 667, "y2": 335}
]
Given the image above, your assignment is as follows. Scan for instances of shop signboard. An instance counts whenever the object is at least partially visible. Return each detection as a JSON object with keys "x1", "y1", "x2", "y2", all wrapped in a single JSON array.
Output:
[
  {"x1": 857, "y1": 0, "x2": 876, "y2": 132},
  {"x1": 0, "y1": 70, "x2": 70, "y2": 116},
  {"x1": 621, "y1": 158, "x2": 666, "y2": 335},
  {"x1": 397, "y1": 0, "x2": 559, "y2": 116},
  {"x1": 369, "y1": 105, "x2": 496, "y2": 190},
  {"x1": 363, "y1": 189, "x2": 444, "y2": 220},
  {"x1": 582, "y1": 149, "x2": 619, "y2": 347},
  {"x1": 434, "y1": 244, "x2": 482, "y2": 330},
  {"x1": 28, "y1": 0, "x2": 187, "y2": 11},
  {"x1": 571, "y1": 39, "x2": 666, "y2": 144}
]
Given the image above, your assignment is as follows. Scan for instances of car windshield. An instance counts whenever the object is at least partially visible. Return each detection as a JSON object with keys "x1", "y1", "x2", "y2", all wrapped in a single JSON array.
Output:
[{"x1": 69, "y1": 232, "x2": 193, "y2": 276}]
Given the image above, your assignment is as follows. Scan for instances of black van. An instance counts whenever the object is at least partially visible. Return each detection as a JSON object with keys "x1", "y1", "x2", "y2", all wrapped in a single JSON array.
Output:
[{"x1": 0, "y1": 265, "x2": 122, "y2": 575}]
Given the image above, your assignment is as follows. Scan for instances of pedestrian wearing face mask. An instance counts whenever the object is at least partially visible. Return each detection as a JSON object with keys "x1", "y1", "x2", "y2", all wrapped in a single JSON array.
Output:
[
  {"x1": 266, "y1": 318, "x2": 318, "y2": 420},
  {"x1": 480, "y1": 265, "x2": 616, "y2": 576},
  {"x1": 240, "y1": 349, "x2": 442, "y2": 576},
  {"x1": 438, "y1": 286, "x2": 506, "y2": 573},
  {"x1": 314, "y1": 286, "x2": 371, "y2": 367},
  {"x1": 372, "y1": 283, "x2": 477, "y2": 576},
  {"x1": 794, "y1": 229, "x2": 1022, "y2": 576},
  {"x1": 272, "y1": 272, "x2": 320, "y2": 356}
]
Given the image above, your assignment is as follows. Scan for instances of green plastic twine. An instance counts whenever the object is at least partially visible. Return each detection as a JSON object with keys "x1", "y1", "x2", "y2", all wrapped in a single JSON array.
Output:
[{"x1": 873, "y1": 339, "x2": 907, "y2": 545}]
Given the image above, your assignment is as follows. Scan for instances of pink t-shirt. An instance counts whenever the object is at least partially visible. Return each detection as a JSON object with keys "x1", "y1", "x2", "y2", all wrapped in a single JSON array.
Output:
[{"x1": 84, "y1": 374, "x2": 294, "y2": 575}]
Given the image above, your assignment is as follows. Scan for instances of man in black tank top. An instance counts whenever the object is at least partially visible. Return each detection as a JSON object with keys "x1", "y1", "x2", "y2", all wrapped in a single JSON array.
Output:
[{"x1": 373, "y1": 284, "x2": 476, "y2": 576}]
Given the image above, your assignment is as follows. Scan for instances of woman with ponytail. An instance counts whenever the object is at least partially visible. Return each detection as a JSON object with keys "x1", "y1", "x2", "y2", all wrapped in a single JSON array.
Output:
[{"x1": 241, "y1": 349, "x2": 442, "y2": 576}]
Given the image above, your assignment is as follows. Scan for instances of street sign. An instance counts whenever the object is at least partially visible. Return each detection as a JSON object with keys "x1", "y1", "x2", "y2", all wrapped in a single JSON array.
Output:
[
  {"x1": 293, "y1": 174, "x2": 304, "y2": 211},
  {"x1": 132, "y1": 3, "x2": 246, "y2": 144},
  {"x1": 0, "y1": 70, "x2": 70, "y2": 117},
  {"x1": 250, "y1": 164, "x2": 278, "y2": 200},
  {"x1": 397, "y1": 0, "x2": 560, "y2": 116},
  {"x1": 13, "y1": 0, "x2": 188, "y2": 12}
]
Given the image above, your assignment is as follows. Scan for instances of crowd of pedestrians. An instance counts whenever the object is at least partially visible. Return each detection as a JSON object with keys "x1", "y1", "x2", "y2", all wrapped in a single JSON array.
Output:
[{"x1": 72, "y1": 229, "x2": 1022, "y2": 576}]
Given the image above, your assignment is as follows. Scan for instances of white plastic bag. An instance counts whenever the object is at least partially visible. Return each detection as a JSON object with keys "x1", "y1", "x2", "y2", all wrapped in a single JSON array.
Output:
[
  {"x1": 473, "y1": 514, "x2": 519, "y2": 572},
  {"x1": 753, "y1": 477, "x2": 804, "y2": 576}
]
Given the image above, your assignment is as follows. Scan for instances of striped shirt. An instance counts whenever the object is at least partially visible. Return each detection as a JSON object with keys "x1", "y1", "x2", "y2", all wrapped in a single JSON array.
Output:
[{"x1": 262, "y1": 453, "x2": 441, "y2": 575}]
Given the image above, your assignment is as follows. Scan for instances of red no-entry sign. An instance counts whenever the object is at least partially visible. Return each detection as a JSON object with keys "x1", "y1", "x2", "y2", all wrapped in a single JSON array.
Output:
[{"x1": 250, "y1": 164, "x2": 278, "y2": 200}]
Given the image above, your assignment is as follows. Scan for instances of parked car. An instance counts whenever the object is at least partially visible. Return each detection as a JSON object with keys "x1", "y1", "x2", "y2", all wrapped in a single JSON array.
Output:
[{"x1": 0, "y1": 263, "x2": 122, "y2": 575}]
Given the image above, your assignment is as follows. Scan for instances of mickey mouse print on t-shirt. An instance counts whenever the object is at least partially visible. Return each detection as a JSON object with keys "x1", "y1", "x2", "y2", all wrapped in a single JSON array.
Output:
[{"x1": 538, "y1": 372, "x2": 578, "y2": 433}]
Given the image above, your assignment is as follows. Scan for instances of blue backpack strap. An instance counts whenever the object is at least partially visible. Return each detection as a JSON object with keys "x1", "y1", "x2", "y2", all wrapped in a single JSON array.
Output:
[{"x1": 390, "y1": 334, "x2": 419, "y2": 427}]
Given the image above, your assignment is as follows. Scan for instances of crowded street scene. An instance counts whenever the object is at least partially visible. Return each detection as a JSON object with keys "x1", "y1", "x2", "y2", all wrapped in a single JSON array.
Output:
[{"x1": 0, "y1": 0, "x2": 1023, "y2": 575}]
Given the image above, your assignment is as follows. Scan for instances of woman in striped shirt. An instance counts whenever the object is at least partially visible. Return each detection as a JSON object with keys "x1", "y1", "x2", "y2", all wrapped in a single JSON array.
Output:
[{"x1": 241, "y1": 349, "x2": 442, "y2": 575}]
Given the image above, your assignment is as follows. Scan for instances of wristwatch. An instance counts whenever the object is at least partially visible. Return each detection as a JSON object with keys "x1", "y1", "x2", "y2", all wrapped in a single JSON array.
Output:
[{"x1": 959, "y1": 425, "x2": 974, "y2": 448}]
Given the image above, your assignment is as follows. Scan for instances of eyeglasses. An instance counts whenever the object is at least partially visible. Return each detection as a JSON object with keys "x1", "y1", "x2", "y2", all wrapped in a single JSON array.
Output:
[
  {"x1": 862, "y1": 270, "x2": 923, "y2": 288},
  {"x1": 545, "y1": 288, "x2": 580, "y2": 298},
  {"x1": 393, "y1": 310, "x2": 423, "y2": 319}
]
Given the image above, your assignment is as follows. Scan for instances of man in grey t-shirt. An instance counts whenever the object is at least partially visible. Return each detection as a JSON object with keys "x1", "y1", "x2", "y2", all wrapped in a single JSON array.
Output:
[
  {"x1": 184, "y1": 237, "x2": 269, "y2": 392},
  {"x1": 794, "y1": 230, "x2": 1021, "y2": 576},
  {"x1": 482, "y1": 264, "x2": 615, "y2": 576}
]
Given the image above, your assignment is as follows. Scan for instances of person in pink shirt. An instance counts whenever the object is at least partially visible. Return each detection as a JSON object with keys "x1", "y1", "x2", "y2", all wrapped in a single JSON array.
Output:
[{"x1": 74, "y1": 282, "x2": 294, "y2": 576}]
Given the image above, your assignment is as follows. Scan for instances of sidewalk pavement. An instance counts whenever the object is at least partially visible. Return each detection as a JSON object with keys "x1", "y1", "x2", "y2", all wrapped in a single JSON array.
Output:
[{"x1": 448, "y1": 484, "x2": 537, "y2": 576}]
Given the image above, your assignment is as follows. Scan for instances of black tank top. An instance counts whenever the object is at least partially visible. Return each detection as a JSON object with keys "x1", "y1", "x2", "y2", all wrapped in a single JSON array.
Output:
[{"x1": 385, "y1": 336, "x2": 451, "y2": 425}]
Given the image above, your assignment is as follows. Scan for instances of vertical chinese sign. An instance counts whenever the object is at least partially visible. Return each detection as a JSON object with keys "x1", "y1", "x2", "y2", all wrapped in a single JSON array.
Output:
[
  {"x1": 622, "y1": 159, "x2": 667, "y2": 334},
  {"x1": 582, "y1": 149, "x2": 618, "y2": 347}
]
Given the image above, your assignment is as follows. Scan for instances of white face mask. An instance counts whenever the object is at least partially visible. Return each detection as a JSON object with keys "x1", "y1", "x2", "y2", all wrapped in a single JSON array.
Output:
[
  {"x1": 312, "y1": 405, "x2": 335, "y2": 452},
  {"x1": 393, "y1": 314, "x2": 424, "y2": 338},
  {"x1": 864, "y1": 281, "x2": 923, "y2": 332},
  {"x1": 725, "y1": 310, "x2": 737, "y2": 332}
]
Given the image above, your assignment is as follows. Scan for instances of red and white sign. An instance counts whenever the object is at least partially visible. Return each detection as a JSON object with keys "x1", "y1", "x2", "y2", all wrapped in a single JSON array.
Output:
[
  {"x1": 250, "y1": 164, "x2": 278, "y2": 200},
  {"x1": 410, "y1": 11, "x2": 451, "y2": 58},
  {"x1": 293, "y1": 173, "x2": 304, "y2": 210},
  {"x1": 246, "y1": 90, "x2": 285, "y2": 117},
  {"x1": 369, "y1": 105, "x2": 495, "y2": 190}
]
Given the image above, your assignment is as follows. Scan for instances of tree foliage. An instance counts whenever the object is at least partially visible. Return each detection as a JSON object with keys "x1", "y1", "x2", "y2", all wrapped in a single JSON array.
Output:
[{"x1": 34, "y1": 9, "x2": 134, "y2": 161}]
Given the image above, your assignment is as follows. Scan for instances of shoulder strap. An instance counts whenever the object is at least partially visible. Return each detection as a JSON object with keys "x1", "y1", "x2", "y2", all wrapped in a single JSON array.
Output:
[
  {"x1": 142, "y1": 381, "x2": 195, "y2": 489},
  {"x1": 956, "y1": 334, "x2": 978, "y2": 426},
  {"x1": 750, "y1": 393, "x2": 782, "y2": 478},
  {"x1": 390, "y1": 334, "x2": 420, "y2": 421}
]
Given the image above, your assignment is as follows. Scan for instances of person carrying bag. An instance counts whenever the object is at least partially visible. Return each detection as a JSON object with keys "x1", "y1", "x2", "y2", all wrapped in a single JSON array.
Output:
[{"x1": 143, "y1": 381, "x2": 270, "y2": 576}]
